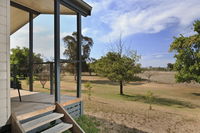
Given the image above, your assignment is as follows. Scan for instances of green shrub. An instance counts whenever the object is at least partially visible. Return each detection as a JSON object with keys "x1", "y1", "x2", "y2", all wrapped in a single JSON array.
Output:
[
  {"x1": 75, "y1": 115, "x2": 100, "y2": 133},
  {"x1": 84, "y1": 82, "x2": 92, "y2": 100},
  {"x1": 146, "y1": 91, "x2": 154, "y2": 110}
]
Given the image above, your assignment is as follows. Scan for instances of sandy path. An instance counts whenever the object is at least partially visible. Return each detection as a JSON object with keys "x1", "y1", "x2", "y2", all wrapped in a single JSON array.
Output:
[{"x1": 10, "y1": 89, "x2": 38, "y2": 98}]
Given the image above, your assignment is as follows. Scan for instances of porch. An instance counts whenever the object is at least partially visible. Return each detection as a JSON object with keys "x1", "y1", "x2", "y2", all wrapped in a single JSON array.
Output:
[
  {"x1": 8, "y1": 0, "x2": 92, "y2": 131},
  {"x1": 10, "y1": 0, "x2": 92, "y2": 103},
  {"x1": 0, "y1": 0, "x2": 92, "y2": 131},
  {"x1": 11, "y1": 89, "x2": 82, "y2": 120}
]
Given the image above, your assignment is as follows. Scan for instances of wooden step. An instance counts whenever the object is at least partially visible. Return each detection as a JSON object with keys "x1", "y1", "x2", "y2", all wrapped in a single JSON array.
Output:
[
  {"x1": 22, "y1": 113, "x2": 64, "y2": 132},
  {"x1": 41, "y1": 122, "x2": 73, "y2": 133}
]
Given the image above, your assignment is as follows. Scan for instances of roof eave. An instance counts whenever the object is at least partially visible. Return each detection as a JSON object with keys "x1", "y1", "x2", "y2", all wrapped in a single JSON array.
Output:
[
  {"x1": 76, "y1": 0, "x2": 92, "y2": 16},
  {"x1": 61, "y1": 0, "x2": 92, "y2": 17}
]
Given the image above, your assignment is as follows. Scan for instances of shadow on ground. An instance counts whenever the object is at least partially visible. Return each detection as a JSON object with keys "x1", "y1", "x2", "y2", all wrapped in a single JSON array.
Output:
[
  {"x1": 82, "y1": 79, "x2": 119, "y2": 86},
  {"x1": 90, "y1": 115, "x2": 148, "y2": 133},
  {"x1": 192, "y1": 93, "x2": 200, "y2": 96},
  {"x1": 82, "y1": 79, "x2": 146, "y2": 86},
  {"x1": 129, "y1": 82, "x2": 146, "y2": 86},
  {"x1": 63, "y1": 89, "x2": 88, "y2": 93},
  {"x1": 122, "y1": 94, "x2": 199, "y2": 109}
]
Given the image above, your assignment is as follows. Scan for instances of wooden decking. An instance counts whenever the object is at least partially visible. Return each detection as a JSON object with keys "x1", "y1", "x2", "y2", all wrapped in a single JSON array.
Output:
[{"x1": 11, "y1": 89, "x2": 77, "y2": 117}]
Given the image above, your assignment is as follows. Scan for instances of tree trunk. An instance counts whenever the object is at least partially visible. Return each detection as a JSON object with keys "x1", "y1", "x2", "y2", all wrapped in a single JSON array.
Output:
[
  {"x1": 74, "y1": 67, "x2": 77, "y2": 81},
  {"x1": 149, "y1": 104, "x2": 152, "y2": 110},
  {"x1": 89, "y1": 70, "x2": 92, "y2": 76},
  {"x1": 120, "y1": 81, "x2": 123, "y2": 95},
  {"x1": 74, "y1": 74, "x2": 76, "y2": 81}
]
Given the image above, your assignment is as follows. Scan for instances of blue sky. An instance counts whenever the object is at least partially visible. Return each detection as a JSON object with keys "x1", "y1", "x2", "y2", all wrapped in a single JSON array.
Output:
[{"x1": 11, "y1": 0, "x2": 200, "y2": 67}]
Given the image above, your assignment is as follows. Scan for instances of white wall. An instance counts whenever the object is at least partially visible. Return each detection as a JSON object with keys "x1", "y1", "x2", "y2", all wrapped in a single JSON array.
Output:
[{"x1": 0, "y1": 0, "x2": 10, "y2": 127}]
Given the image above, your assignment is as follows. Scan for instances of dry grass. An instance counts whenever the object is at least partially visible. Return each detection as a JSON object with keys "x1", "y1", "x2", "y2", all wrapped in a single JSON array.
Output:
[{"x1": 21, "y1": 71, "x2": 200, "y2": 133}]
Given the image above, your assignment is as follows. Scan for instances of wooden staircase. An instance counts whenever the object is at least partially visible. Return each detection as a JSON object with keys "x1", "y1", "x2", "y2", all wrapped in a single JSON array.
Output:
[{"x1": 11, "y1": 103, "x2": 85, "y2": 133}]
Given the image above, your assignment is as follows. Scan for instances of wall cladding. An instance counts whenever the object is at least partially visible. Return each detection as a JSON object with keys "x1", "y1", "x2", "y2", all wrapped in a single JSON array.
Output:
[{"x1": 0, "y1": 0, "x2": 10, "y2": 127}]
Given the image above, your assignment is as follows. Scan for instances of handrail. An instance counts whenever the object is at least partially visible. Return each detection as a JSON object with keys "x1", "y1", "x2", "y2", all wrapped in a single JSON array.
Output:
[
  {"x1": 11, "y1": 113, "x2": 25, "y2": 133},
  {"x1": 55, "y1": 103, "x2": 85, "y2": 133}
]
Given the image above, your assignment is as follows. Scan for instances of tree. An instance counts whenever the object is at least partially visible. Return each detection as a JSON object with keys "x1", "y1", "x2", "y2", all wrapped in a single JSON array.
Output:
[
  {"x1": 63, "y1": 32, "x2": 93, "y2": 78},
  {"x1": 167, "y1": 63, "x2": 174, "y2": 71},
  {"x1": 88, "y1": 58, "x2": 97, "y2": 76},
  {"x1": 91, "y1": 35, "x2": 141, "y2": 95},
  {"x1": 144, "y1": 71, "x2": 154, "y2": 82},
  {"x1": 10, "y1": 46, "x2": 43, "y2": 78},
  {"x1": 91, "y1": 52, "x2": 141, "y2": 95},
  {"x1": 170, "y1": 20, "x2": 200, "y2": 83},
  {"x1": 146, "y1": 91, "x2": 154, "y2": 110},
  {"x1": 84, "y1": 82, "x2": 92, "y2": 100},
  {"x1": 35, "y1": 64, "x2": 50, "y2": 88}
]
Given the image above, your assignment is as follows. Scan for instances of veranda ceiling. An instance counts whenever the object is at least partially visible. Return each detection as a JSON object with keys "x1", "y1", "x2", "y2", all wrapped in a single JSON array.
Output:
[{"x1": 10, "y1": 0, "x2": 91, "y2": 34}]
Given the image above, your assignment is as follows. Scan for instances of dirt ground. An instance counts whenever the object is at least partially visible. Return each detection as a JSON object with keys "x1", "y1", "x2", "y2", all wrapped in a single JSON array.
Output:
[{"x1": 84, "y1": 95, "x2": 200, "y2": 133}]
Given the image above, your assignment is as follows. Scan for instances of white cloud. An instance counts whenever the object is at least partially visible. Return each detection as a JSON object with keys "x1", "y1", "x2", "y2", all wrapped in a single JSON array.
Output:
[
  {"x1": 87, "y1": 0, "x2": 114, "y2": 13},
  {"x1": 87, "y1": 0, "x2": 200, "y2": 42},
  {"x1": 82, "y1": 28, "x2": 89, "y2": 35},
  {"x1": 151, "y1": 53, "x2": 170, "y2": 59},
  {"x1": 10, "y1": 25, "x2": 71, "y2": 60},
  {"x1": 140, "y1": 58, "x2": 175, "y2": 67},
  {"x1": 11, "y1": 25, "x2": 29, "y2": 49},
  {"x1": 140, "y1": 52, "x2": 175, "y2": 67}
]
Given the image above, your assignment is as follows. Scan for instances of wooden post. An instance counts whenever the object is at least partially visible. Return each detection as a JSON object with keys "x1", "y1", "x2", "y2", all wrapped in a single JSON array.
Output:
[
  {"x1": 76, "y1": 13, "x2": 82, "y2": 98},
  {"x1": 29, "y1": 13, "x2": 33, "y2": 92},
  {"x1": 54, "y1": 0, "x2": 61, "y2": 103}
]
